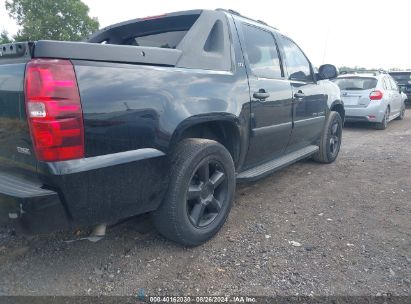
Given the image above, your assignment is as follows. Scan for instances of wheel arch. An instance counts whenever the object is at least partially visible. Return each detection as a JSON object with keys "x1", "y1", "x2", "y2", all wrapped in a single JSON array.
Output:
[
  {"x1": 330, "y1": 100, "x2": 345, "y2": 124},
  {"x1": 169, "y1": 114, "x2": 245, "y2": 169}
]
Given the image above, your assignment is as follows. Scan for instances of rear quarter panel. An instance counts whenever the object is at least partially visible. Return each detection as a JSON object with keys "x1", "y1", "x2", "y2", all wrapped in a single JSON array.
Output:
[
  {"x1": 73, "y1": 61, "x2": 251, "y2": 157},
  {"x1": 44, "y1": 60, "x2": 251, "y2": 226},
  {"x1": 37, "y1": 37, "x2": 251, "y2": 226},
  {"x1": 0, "y1": 62, "x2": 38, "y2": 179},
  {"x1": 35, "y1": 14, "x2": 253, "y2": 227}
]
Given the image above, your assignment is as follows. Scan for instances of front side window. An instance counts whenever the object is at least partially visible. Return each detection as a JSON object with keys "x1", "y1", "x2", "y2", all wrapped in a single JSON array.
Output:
[
  {"x1": 281, "y1": 36, "x2": 313, "y2": 82},
  {"x1": 242, "y1": 24, "x2": 282, "y2": 79}
]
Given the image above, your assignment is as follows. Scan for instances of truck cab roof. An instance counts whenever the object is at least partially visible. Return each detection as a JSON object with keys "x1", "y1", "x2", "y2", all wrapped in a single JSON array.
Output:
[
  {"x1": 87, "y1": 9, "x2": 279, "y2": 44},
  {"x1": 88, "y1": 9, "x2": 235, "y2": 71}
]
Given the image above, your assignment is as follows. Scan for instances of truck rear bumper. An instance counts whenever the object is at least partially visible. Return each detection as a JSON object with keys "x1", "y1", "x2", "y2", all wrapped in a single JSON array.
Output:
[
  {"x1": 37, "y1": 148, "x2": 169, "y2": 228},
  {"x1": 0, "y1": 173, "x2": 69, "y2": 232},
  {"x1": 1, "y1": 148, "x2": 168, "y2": 234}
]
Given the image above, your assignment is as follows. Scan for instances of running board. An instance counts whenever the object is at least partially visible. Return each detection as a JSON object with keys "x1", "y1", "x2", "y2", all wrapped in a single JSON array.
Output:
[{"x1": 237, "y1": 145, "x2": 319, "y2": 182}]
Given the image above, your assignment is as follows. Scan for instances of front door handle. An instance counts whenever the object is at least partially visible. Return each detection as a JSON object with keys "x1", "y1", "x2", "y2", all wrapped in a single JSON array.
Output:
[
  {"x1": 294, "y1": 92, "x2": 305, "y2": 99},
  {"x1": 253, "y1": 90, "x2": 270, "y2": 100}
]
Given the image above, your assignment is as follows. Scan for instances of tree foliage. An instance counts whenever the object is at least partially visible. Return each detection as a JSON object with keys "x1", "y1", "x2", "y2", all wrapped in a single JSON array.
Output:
[
  {"x1": 0, "y1": 30, "x2": 12, "y2": 44},
  {"x1": 5, "y1": 0, "x2": 99, "y2": 42}
]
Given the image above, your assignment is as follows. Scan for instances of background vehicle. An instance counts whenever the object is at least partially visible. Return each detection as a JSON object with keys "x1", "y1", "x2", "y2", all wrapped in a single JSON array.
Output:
[
  {"x1": 333, "y1": 72, "x2": 405, "y2": 130},
  {"x1": 401, "y1": 92, "x2": 408, "y2": 104},
  {"x1": 389, "y1": 71, "x2": 411, "y2": 104},
  {"x1": 0, "y1": 9, "x2": 343, "y2": 246}
]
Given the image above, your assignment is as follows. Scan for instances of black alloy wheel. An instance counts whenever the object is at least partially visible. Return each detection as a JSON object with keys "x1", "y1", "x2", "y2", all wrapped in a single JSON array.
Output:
[
  {"x1": 152, "y1": 138, "x2": 235, "y2": 246},
  {"x1": 313, "y1": 111, "x2": 342, "y2": 163},
  {"x1": 186, "y1": 159, "x2": 228, "y2": 228},
  {"x1": 329, "y1": 120, "x2": 341, "y2": 159}
]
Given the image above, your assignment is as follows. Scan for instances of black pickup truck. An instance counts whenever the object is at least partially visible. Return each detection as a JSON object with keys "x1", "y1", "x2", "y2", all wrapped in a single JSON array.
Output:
[
  {"x1": 0, "y1": 9, "x2": 344, "y2": 246},
  {"x1": 389, "y1": 71, "x2": 411, "y2": 103}
]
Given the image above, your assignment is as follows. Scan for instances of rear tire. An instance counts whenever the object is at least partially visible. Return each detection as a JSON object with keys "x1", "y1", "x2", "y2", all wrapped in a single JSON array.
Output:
[
  {"x1": 376, "y1": 107, "x2": 389, "y2": 130},
  {"x1": 152, "y1": 138, "x2": 235, "y2": 246},
  {"x1": 313, "y1": 111, "x2": 342, "y2": 163}
]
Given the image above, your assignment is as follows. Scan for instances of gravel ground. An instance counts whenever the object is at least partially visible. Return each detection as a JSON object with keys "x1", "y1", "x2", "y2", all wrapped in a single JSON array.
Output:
[{"x1": 0, "y1": 110, "x2": 410, "y2": 297}]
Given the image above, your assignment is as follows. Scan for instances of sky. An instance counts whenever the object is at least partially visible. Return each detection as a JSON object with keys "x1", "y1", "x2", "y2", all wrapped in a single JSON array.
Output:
[{"x1": 1, "y1": 0, "x2": 410, "y2": 69}]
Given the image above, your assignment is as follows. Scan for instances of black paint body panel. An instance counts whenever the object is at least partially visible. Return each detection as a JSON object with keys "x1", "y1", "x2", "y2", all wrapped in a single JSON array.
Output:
[
  {"x1": 34, "y1": 40, "x2": 183, "y2": 66},
  {"x1": 38, "y1": 154, "x2": 169, "y2": 226},
  {"x1": 74, "y1": 61, "x2": 250, "y2": 157},
  {"x1": 0, "y1": 10, "x2": 340, "y2": 232}
]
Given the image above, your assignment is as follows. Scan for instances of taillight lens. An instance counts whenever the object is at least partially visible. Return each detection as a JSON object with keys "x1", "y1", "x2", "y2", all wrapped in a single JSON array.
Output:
[
  {"x1": 369, "y1": 90, "x2": 383, "y2": 100},
  {"x1": 24, "y1": 59, "x2": 84, "y2": 162}
]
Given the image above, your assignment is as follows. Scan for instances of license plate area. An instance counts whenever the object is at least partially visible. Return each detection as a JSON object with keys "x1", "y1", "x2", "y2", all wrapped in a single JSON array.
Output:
[{"x1": 343, "y1": 96, "x2": 360, "y2": 106}]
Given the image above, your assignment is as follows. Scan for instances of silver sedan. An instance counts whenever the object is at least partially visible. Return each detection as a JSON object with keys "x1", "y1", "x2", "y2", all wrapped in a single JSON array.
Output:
[{"x1": 333, "y1": 73, "x2": 406, "y2": 129}]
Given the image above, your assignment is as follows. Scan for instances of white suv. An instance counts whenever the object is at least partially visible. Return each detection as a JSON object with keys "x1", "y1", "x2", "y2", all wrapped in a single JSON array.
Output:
[{"x1": 333, "y1": 72, "x2": 406, "y2": 129}]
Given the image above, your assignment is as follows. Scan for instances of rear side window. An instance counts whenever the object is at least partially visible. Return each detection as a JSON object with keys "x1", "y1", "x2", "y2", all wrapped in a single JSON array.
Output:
[
  {"x1": 382, "y1": 78, "x2": 390, "y2": 90},
  {"x1": 333, "y1": 77, "x2": 377, "y2": 90},
  {"x1": 242, "y1": 24, "x2": 283, "y2": 79},
  {"x1": 280, "y1": 36, "x2": 312, "y2": 82},
  {"x1": 383, "y1": 77, "x2": 393, "y2": 90},
  {"x1": 388, "y1": 77, "x2": 398, "y2": 91}
]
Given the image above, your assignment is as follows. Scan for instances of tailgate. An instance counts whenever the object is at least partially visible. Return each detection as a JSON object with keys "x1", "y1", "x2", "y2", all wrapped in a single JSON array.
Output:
[
  {"x1": 0, "y1": 43, "x2": 37, "y2": 175},
  {"x1": 341, "y1": 89, "x2": 373, "y2": 108}
]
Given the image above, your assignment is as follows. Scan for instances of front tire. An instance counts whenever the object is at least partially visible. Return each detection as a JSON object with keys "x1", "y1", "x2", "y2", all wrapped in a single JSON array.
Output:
[
  {"x1": 395, "y1": 103, "x2": 406, "y2": 120},
  {"x1": 313, "y1": 111, "x2": 342, "y2": 163},
  {"x1": 153, "y1": 138, "x2": 235, "y2": 246},
  {"x1": 376, "y1": 107, "x2": 389, "y2": 130}
]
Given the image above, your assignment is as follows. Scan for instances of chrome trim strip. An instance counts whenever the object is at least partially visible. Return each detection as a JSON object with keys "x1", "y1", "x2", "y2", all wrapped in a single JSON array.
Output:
[
  {"x1": 45, "y1": 148, "x2": 166, "y2": 175},
  {"x1": 294, "y1": 116, "x2": 325, "y2": 127},
  {"x1": 252, "y1": 122, "x2": 292, "y2": 137}
]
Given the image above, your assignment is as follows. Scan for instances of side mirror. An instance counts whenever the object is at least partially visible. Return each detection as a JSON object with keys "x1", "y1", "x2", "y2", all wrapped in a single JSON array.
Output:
[{"x1": 318, "y1": 64, "x2": 338, "y2": 80}]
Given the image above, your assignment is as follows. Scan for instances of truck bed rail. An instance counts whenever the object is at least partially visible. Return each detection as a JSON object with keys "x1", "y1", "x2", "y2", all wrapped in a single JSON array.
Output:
[{"x1": 34, "y1": 40, "x2": 182, "y2": 66}]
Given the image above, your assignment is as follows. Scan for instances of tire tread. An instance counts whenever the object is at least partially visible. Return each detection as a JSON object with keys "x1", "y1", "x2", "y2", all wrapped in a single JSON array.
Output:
[
  {"x1": 313, "y1": 111, "x2": 342, "y2": 163},
  {"x1": 153, "y1": 138, "x2": 235, "y2": 246}
]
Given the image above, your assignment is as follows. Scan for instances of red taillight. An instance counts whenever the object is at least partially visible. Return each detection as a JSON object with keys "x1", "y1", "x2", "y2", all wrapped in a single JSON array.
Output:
[
  {"x1": 369, "y1": 90, "x2": 383, "y2": 100},
  {"x1": 24, "y1": 59, "x2": 84, "y2": 162}
]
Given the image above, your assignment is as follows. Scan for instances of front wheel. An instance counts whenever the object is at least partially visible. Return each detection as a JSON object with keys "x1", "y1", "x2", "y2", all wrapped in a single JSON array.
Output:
[
  {"x1": 376, "y1": 107, "x2": 389, "y2": 130},
  {"x1": 395, "y1": 103, "x2": 406, "y2": 120},
  {"x1": 313, "y1": 111, "x2": 342, "y2": 163},
  {"x1": 152, "y1": 138, "x2": 235, "y2": 246}
]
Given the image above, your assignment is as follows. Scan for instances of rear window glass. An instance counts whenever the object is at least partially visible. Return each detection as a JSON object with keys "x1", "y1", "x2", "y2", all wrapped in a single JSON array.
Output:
[
  {"x1": 389, "y1": 73, "x2": 411, "y2": 81},
  {"x1": 123, "y1": 30, "x2": 187, "y2": 48},
  {"x1": 89, "y1": 13, "x2": 200, "y2": 48},
  {"x1": 333, "y1": 77, "x2": 377, "y2": 90}
]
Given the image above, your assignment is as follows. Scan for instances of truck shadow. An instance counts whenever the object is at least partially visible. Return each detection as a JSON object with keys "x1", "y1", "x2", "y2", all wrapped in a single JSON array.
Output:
[
  {"x1": 0, "y1": 155, "x2": 315, "y2": 256},
  {"x1": 0, "y1": 156, "x2": 325, "y2": 295},
  {"x1": 343, "y1": 121, "x2": 377, "y2": 130}
]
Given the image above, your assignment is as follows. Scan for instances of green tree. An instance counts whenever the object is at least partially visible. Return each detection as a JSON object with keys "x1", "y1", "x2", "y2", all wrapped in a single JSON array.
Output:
[
  {"x1": 0, "y1": 30, "x2": 12, "y2": 44},
  {"x1": 5, "y1": 0, "x2": 99, "y2": 42}
]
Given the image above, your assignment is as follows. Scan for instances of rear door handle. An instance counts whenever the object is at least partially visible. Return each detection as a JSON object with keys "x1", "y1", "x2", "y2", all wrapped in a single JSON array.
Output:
[
  {"x1": 294, "y1": 92, "x2": 305, "y2": 99},
  {"x1": 253, "y1": 90, "x2": 270, "y2": 100}
]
